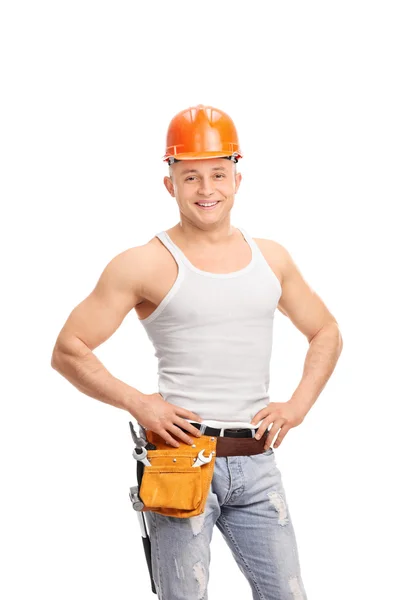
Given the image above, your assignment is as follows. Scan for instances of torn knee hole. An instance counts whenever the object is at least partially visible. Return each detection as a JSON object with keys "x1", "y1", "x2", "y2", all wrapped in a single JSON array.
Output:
[{"x1": 268, "y1": 491, "x2": 289, "y2": 526}]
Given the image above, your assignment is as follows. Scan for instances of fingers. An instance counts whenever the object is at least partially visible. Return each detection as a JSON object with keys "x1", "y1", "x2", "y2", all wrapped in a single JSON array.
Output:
[
  {"x1": 167, "y1": 423, "x2": 196, "y2": 447},
  {"x1": 151, "y1": 406, "x2": 203, "y2": 448},
  {"x1": 155, "y1": 423, "x2": 197, "y2": 448},
  {"x1": 255, "y1": 417, "x2": 273, "y2": 440},
  {"x1": 264, "y1": 419, "x2": 285, "y2": 449},
  {"x1": 175, "y1": 416, "x2": 202, "y2": 438},
  {"x1": 273, "y1": 423, "x2": 290, "y2": 448},
  {"x1": 159, "y1": 430, "x2": 181, "y2": 448},
  {"x1": 177, "y1": 407, "x2": 202, "y2": 423},
  {"x1": 251, "y1": 404, "x2": 275, "y2": 426}
]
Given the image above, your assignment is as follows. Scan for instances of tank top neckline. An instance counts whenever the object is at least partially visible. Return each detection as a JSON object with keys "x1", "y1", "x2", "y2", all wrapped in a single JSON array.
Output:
[{"x1": 159, "y1": 226, "x2": 257, "y2": 279}]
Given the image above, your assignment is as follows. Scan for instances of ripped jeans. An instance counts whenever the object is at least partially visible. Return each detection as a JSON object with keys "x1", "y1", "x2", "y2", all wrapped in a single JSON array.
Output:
[{"x1": 146, "y1": 447, "x2": 308, "y2": 600}]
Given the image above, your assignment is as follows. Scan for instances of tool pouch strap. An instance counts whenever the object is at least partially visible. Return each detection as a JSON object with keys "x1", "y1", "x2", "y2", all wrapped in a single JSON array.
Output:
[{"x1": 139, "y1": 430, "x2": 218, "y2": 518}]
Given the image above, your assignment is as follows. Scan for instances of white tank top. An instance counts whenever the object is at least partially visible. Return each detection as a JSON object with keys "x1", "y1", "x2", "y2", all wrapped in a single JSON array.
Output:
[{"x1": 139, "y1": 227, "x2": 282, "y2": 431}]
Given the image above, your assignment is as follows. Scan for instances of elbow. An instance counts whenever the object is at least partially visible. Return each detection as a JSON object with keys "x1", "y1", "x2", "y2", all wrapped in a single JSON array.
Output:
[
  {"x1": 51, "y1": 334, "x2": 90, "y2": 372},
  {"x1": 308, "y1": 320, "x2": 343, "y2": 352},
  {"x1": 338, "y1": 328, "x2": 344, "y2": 355},
  {"x1": 329, "y1": 321, "x2": 344, "y2": 356},
  {"x1": 50, "y1": 336, "x2": 70, "y2": 372},
  {"x1": 51, "y1": 345, "x2": 63, "y2": 372},
  {"x1": 330, "y1": 319, "x2": 343, "y2": 347}
]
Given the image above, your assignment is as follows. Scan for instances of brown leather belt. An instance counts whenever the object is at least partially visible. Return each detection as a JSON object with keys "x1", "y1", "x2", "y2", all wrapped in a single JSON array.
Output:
[
  {"x1": 176, "y1": 424, "x2": 269, "y2": 457},
  {"x1": 215, "y1": 430, "x2": 269, "y2": 457}
]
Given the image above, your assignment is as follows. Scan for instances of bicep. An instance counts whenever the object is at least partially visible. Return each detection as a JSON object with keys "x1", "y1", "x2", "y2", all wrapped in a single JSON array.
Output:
[
  {"x1": 55, "y1": 250, "x2": 143, "y2": 352},
  {"x1": 277, "y1": 246, "x2": 337, "y2": 342}
]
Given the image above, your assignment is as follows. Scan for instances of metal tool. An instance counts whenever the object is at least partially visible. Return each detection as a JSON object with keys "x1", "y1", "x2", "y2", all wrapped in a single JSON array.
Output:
[
  {"x1": 129, "y1": 421, "x2": 156, "y2": 449},
  {"x1": 129, "y1": 421, "x2": 156, "y2": 468},
  {"x1": 132, "y1": 445, "x2": 152, "y2": 466},
  {"x1": 129, "y1": 420, "x2": 158, "y2": 469},
  {"x1": 128, "y1": 486, "x2": 156, "y2": 594},
  {"x1": 192, "y1": 448, "x2": 214, "y2": 467},
  {"x1": 129, "y1": 485, "x2": 144, "y2": 512},
  {"x1": 128, "y1": 422, "x2": 157, "y2": 594}
]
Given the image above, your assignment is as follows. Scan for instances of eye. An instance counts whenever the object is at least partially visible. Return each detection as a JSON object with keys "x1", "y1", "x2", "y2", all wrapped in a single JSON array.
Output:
[{"x1": 184, "y1": 173, "x2": 225, "y2": 182}]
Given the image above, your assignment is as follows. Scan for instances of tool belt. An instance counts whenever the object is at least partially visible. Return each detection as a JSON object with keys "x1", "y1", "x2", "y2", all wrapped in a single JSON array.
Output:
[{"x1": 135, "y1": 424, "x2": 269, "y2": 519}]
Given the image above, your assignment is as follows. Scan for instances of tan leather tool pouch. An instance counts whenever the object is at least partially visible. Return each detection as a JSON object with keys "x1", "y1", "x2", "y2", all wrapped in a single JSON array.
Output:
[{"x1": 139, "y1": 430, "x2": 218, "y2": 518}]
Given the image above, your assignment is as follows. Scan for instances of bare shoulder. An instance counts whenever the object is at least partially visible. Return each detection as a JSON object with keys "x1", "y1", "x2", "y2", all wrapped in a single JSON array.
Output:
[
  {"x1": 52, "y1": 236, "x2": 165, "y2": 352},
  {"x1": 253, "y1": 237, "x2": 292, "y2": 287},
  {"x1": 253, "y1": 237, "x2": 291, "y2": 259},
  {"x1": 103, "y1": 236, "x2": 164, "y2": 301}
]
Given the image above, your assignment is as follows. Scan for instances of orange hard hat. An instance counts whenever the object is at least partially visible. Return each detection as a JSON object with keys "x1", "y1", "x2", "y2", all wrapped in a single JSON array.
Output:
[{"x1": 163, "y1": 104, "x2": 243, "y2": 165}]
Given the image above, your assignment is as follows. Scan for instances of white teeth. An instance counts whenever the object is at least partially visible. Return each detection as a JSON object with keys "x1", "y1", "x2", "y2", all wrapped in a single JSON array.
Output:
[{"x1": 197, "y1": 202, "x2": 218, "y2": 207}]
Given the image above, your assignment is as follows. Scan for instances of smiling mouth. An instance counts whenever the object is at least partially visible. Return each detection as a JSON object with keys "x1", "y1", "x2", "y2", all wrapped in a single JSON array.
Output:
[{"x1": 195, "y1": 201, "x2": 220, "y2": 209}]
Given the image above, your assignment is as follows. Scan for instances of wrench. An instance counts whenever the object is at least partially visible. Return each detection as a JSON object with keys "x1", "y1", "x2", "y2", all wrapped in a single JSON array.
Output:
[
  {"x1": 192, "y1": 449, "x2": 214, "y2": 467},
  {"x1": 132, "y1": 445, "x2": 152, "y2": 466}
]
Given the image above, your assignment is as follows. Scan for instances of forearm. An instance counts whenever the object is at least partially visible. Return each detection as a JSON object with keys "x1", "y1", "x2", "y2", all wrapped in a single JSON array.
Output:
[
  {"x1": 51, "y1": 335, "x2": 142, "y2": 415},
  {"x1": 289, "y1": 322, "x2": 343, "y2": 416}
]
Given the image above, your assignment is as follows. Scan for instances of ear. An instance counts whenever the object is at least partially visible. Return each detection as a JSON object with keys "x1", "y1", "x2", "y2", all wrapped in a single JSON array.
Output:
[
  {"x1": 164, "y1": 175, "x2": 175, "y2": 197},
  {"x1": 235, "y1": 171, "x2": 242, "y2": 193}
]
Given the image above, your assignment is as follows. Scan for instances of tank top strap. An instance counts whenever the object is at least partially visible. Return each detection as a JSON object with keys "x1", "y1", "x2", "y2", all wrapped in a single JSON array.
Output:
[
  {"x1": 237, "y1": 227, "x2": 282, "y2": 294},
  {"x1": 236, "y1": 226, "x2": 262, "y2": 263},
  {"x1": 155, "y1": 231, "x2": 186, "y2": 269}
]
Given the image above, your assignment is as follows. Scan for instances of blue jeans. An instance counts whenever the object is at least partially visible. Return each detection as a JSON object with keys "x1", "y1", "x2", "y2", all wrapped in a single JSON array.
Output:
[{"x1": 146, "y1": 447, "x2": 308, "y2": 599}]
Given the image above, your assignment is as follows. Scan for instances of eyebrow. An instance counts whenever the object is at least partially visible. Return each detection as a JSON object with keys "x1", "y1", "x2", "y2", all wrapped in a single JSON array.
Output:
[{"x1": 180, "y1": 166, "x2": 228, "y2": 175}]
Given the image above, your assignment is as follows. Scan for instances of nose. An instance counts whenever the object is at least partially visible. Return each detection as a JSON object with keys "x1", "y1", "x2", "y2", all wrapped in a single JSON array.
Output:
[{"x1": 197, "y1": 177, "x2": 216, "y2": 197}]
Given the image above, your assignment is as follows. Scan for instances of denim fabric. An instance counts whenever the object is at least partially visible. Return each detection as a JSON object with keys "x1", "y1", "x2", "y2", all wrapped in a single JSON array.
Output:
[{"x1": 146, "y1": 448, "x2": 307, "y2": 599}]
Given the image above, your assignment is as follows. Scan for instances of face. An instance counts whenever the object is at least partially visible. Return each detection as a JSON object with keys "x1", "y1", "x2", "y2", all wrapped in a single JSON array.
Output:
[{"x1": 164, "y1": 157, "x2": 242, "y2": 226}]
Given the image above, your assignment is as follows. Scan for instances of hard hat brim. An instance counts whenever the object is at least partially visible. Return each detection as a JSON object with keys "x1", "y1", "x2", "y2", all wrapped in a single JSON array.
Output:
[{"x1": 163, "y1": 151, "x2": 242, "y2": 162}]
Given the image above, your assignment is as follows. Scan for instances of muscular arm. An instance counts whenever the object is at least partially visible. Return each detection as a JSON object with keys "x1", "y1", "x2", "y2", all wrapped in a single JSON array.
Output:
[
  {"x1": 263, "y1": 240, "x2": 343, "y2": 416},
  {"x1": 50, "y1": 247, "x2": 146, "y2": 414}
]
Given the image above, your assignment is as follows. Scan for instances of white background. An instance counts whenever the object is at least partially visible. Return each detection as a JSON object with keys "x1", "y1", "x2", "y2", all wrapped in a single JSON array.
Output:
[{"x1": 1, "y1": 1, "x2": 399, "y2": 598}]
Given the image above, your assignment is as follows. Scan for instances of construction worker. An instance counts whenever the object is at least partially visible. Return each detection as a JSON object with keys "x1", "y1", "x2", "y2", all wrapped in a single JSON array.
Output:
[{"x1": 51, "y1": 104, "x2": 343, "y2": 599}]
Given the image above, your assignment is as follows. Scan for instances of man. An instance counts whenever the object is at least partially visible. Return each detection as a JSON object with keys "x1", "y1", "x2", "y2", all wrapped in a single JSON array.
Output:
[{"x1": 51, "y1": 104, "x2": 343, "y2": 599}]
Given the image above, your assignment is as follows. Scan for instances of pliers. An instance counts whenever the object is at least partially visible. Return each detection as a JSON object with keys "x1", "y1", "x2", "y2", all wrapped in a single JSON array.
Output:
[{"x1": 129, "y1": 421, "x2": 156, "y2": 466}]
